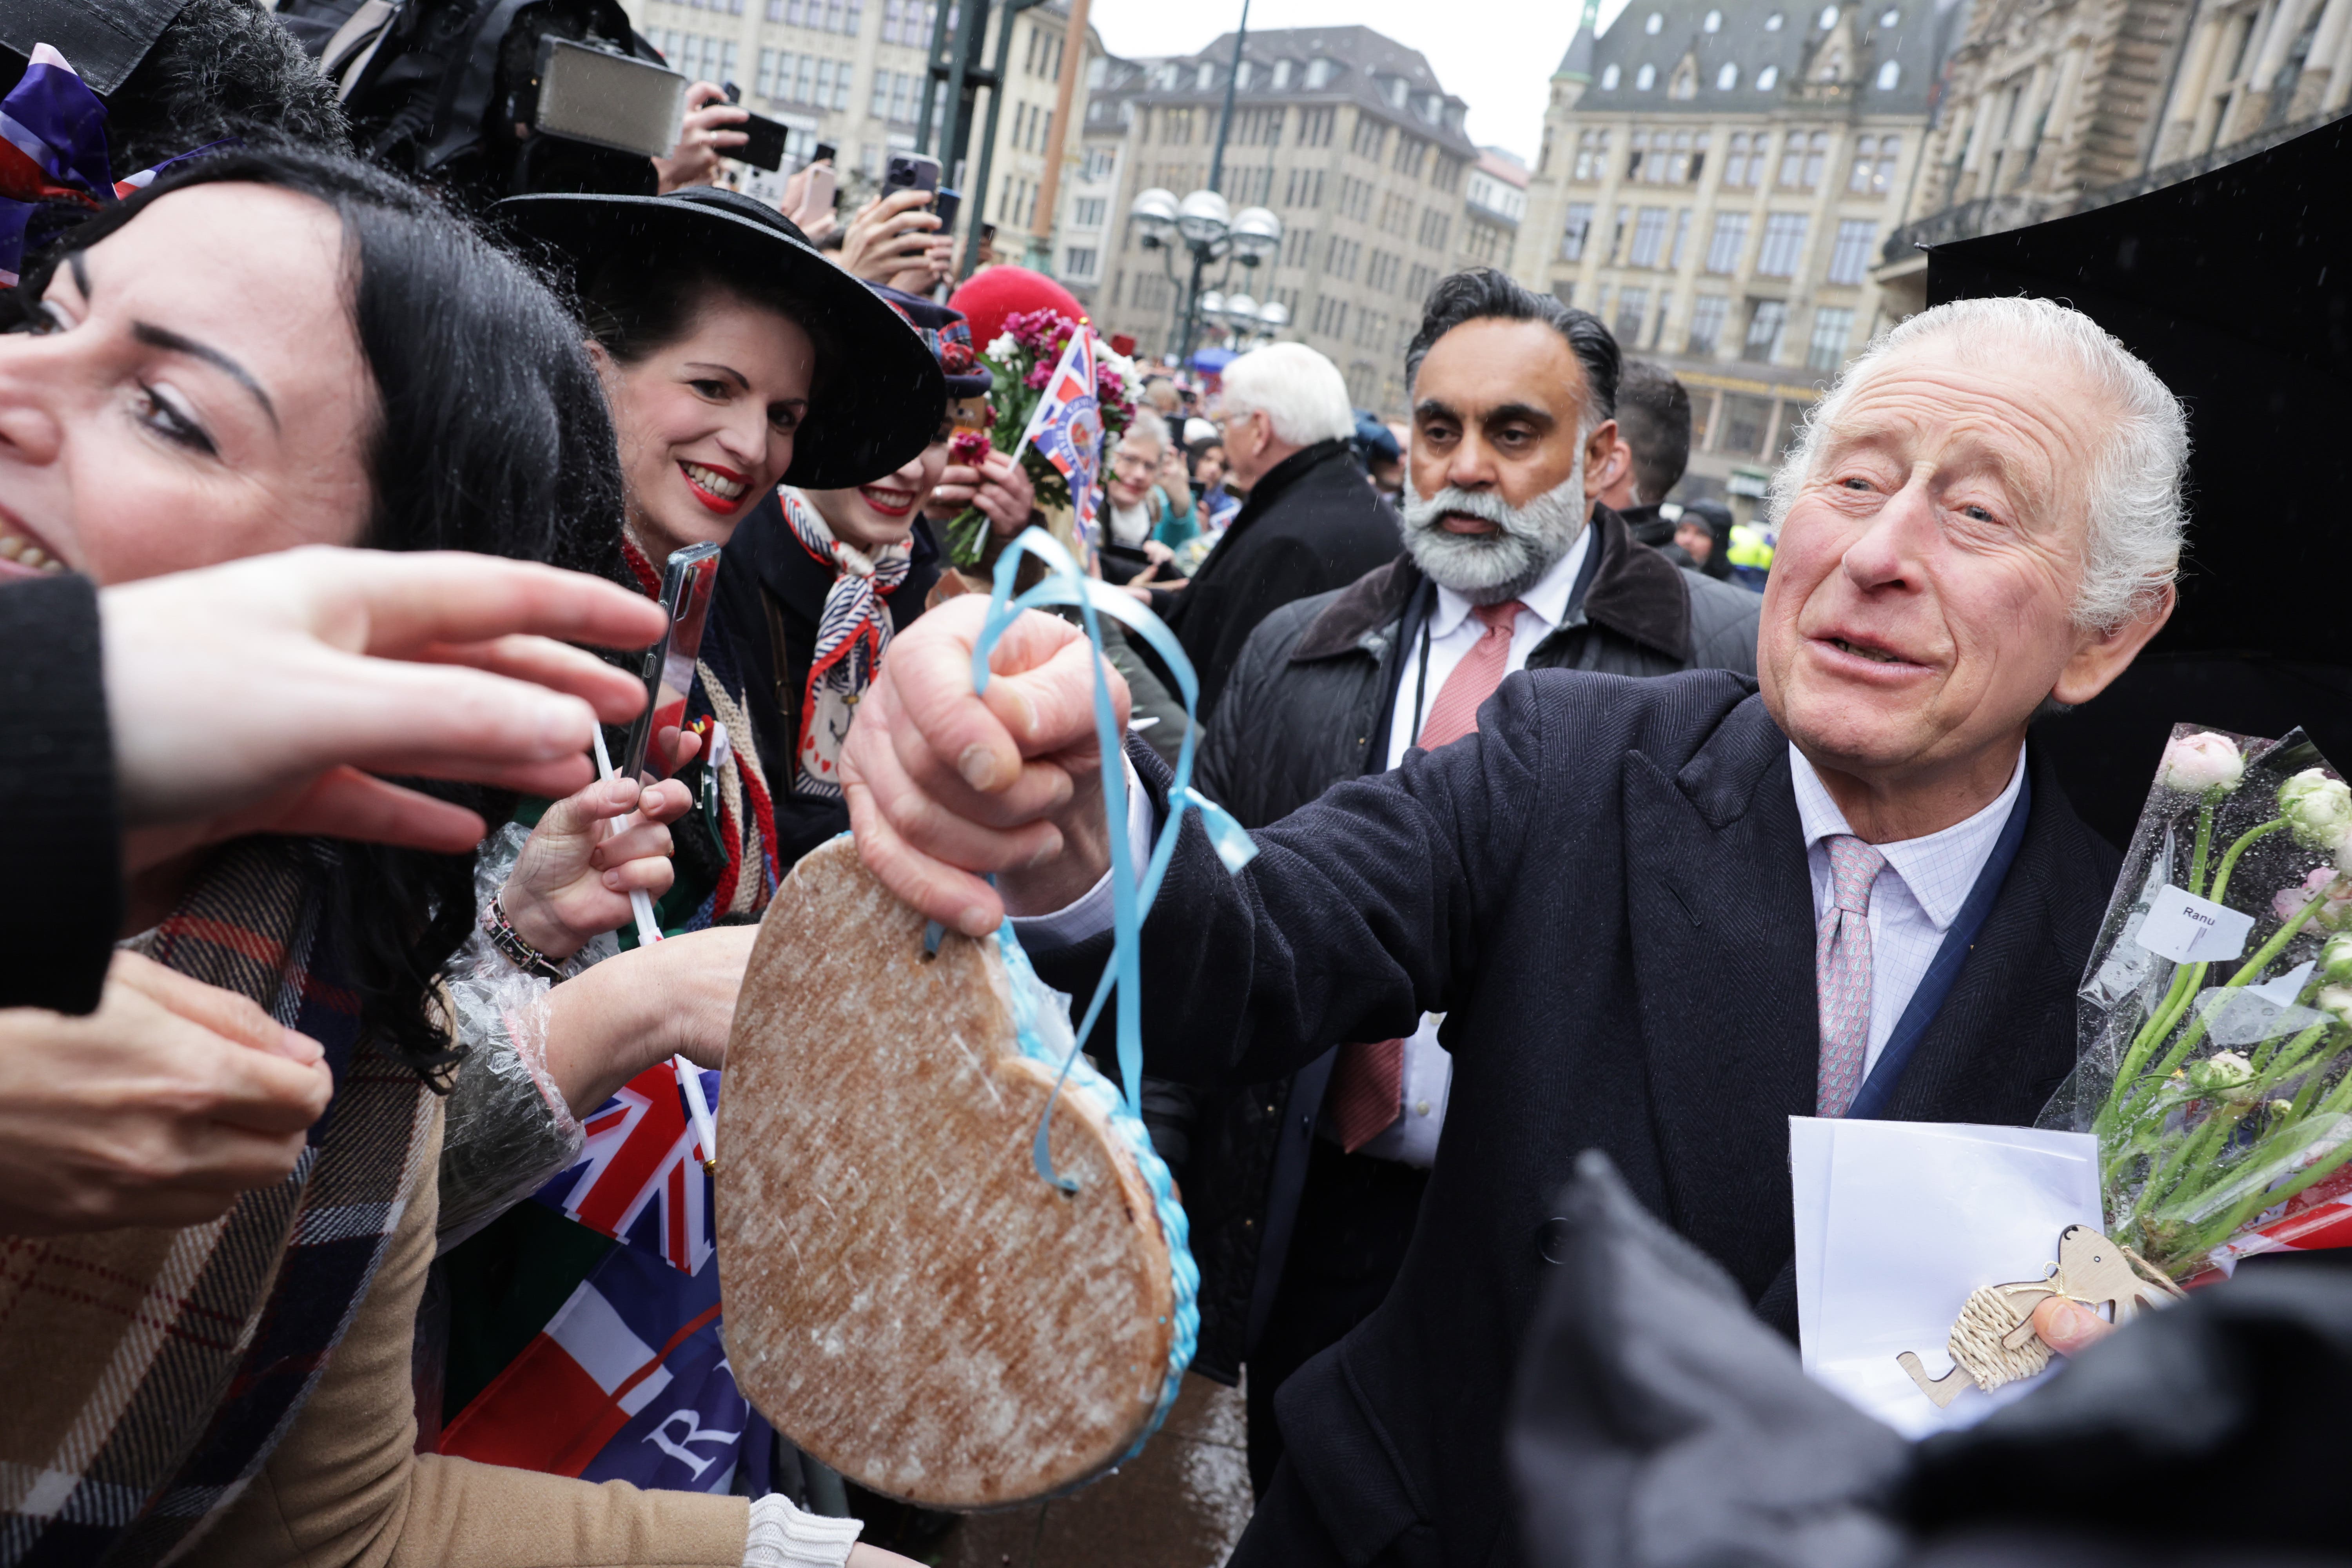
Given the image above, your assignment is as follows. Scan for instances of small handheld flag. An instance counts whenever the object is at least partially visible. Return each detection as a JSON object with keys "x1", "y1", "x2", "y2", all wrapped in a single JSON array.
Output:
[{"x1": 1012, "y1": 325, "x2": 1107, "y2": 550}]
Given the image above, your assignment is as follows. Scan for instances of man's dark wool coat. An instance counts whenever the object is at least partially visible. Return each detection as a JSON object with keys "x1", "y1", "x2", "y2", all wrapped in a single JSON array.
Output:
[
  {"x1": 1151, "y1": 436, "x2": 1401, "y2": 719},
  {"x1": 1029, "y1": 670, "x2": 2120, "y2": 1567}
]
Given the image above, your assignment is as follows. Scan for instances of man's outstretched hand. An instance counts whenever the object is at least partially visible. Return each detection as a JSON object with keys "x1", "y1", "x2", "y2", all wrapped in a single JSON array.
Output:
[
  {"x1": 104, "y1": 546, "x2": 668, "y2": 867},
  {"x1": 841, "y1": 595, "x2": 1126, "y2": 935}
]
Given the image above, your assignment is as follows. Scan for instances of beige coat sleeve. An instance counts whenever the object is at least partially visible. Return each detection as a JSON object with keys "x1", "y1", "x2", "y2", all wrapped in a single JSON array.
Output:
[{"x1": 185, "y1": 1100, "x2": 752, "y2": 1568}]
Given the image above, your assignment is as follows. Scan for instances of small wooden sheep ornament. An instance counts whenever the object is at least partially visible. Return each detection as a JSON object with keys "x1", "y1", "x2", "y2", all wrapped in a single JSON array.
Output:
[{"x1": 1897, "y1": 1224, "x2": 2185, "y2": 1408}]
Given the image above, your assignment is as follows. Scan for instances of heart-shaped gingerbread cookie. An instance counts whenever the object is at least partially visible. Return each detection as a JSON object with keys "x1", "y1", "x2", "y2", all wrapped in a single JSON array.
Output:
[{"x1": 717, "y1": 835, "x2": 1195, "y2": 1508}]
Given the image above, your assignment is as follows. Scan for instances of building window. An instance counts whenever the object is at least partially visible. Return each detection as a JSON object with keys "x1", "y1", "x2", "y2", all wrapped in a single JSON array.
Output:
[
  {"x1": 1825, "y1": 219, "x2": 1875, "y2": 283},
  {"x1": 1847, "y1": 134, "x2": 1899, "y2": 192},
  {"x1": 1755, "y1": 211, "x2": 1808, "y2": 275},
  {"x1": 1687, "y1": 293, "x2": 1729, "y2": 353},
  {"x1": 1743, "y1": 299, "x2": 1789, "y2": 361},
  {"x1": 1724, "y1": 131, "x2": 1755, "y2": 185},
  {"x1": 1629, "y1": 206, "x2": 1670, "y2": 267},
  {"x1": 1064, "y1": 247, "x2": 1099, "y2": 279},
  {"x1": 1573, "y1": 129, "x2": 1611, "y2": 181},
  {"x1": 1704, "y1": 7, "x2": 1723, "y2": 27},
  {"x1": 1779, "y1": 130, "x2": 1829, "y2": 187},
  {"x1": 1635, "y1": 63, "x2": 1657, "y2": 90},
  {"x1": 1306, "y1": 58, "x2": 1336, "y2": 88},
  {"x1": 1807, "y1": 306, "x2": 1855, "y2": 370},
  {"x1": 1876, "y1": 60, "x2": 1901, "y2": 89},
  {"x1": 1273, "y1": 59, "x2": 1293, "y2": 88},
  {"x1": 1560, "y1": 201, "x2": 1595, "y2": 260},
  {"x1": 1670, "y1": 206, "x2": 1693, "y2": 267},
  {"x1": 1646, "y1": 9, "x2": 1665, "y2": 30},
  {"x1": 1703, "y1": 210, "x2": 1749, "y2": 272},
  {"x1": 1756, "y1": 64, "x2": 1779, "y2": 89},
  {"x1": 1614, "y1": 287, "x2": 1650, "y2": 345},
  {"x1": 1717, "y1": 62, "x2": 1739, "y2": 89},
  {"x1": 1818, "y1": 4, "x2": 1840, "y2": 25},
  {"x1": 1766, "y1": 8, "x2": 1785, "y2": 25},
  {"x1": 1601, "y1": 63, "x2": 1622, "y2": 89}
]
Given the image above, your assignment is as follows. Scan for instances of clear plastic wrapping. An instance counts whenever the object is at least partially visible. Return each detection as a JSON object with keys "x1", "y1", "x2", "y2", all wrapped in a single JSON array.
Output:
[
  {"x1": 436, "y1": 822, "x2": 615, "y2": 1247},
  {"x1": 2043, "y1": 725, "x2": 2352, "y2": 1281}
]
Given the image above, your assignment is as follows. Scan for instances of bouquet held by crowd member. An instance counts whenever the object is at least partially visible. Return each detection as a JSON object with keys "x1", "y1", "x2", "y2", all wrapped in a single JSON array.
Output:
[{"x1": 2049, "y1": 725, "x2": 2352, "y2": 1280}]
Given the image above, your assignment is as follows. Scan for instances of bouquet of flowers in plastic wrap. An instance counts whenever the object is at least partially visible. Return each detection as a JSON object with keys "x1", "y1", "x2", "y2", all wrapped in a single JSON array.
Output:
[
  {"x1": 940, "y1": 308, "x2": 1142, "y2": 566},
  {"x1": 2051, "y1": 725, "x2": 2352, "y2": 1282}
]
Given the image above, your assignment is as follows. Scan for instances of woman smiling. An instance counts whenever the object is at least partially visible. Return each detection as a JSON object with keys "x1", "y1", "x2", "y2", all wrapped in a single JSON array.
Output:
[{"x1": 0, "y1": 145, "x2": 913, "y2": 1568}]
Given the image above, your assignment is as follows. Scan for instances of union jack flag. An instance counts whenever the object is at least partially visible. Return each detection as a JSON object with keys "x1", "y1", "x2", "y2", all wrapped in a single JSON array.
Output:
[
  {"x1": 535, "y1": 1062, "x2": 719, "y2": 1276},
  {"x1": 0, "y1": 45, "x2": 234, "y2": 284},
  {"x1": 1014, "y1": 326, "x2": 1107, "y2": 547}
]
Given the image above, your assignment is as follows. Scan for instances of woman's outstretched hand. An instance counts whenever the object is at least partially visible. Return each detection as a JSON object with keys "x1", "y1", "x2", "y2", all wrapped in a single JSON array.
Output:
[{"x1": 499, "y1": 746, "x2": 701, "y2": 960}]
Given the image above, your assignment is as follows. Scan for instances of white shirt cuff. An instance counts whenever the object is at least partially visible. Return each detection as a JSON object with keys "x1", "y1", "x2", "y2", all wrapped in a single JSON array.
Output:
[
  {"x1": 1006, "y1": 757, "x2": 1156, "y2": 951},
  {"x1": 742, "y1": 1493, "x2": 862, "y2": 1568}
]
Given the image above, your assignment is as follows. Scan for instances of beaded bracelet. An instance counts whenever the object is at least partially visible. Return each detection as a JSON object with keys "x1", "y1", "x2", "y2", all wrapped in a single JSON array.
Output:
[{"x1": 481, "y1": 895, "x2": 567, "y2": 983}]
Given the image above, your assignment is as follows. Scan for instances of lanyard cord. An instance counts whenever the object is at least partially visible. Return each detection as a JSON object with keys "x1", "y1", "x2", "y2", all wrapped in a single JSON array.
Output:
[{"x1": 1407, "y1": 614, "x2": 1435, "y2": 751}]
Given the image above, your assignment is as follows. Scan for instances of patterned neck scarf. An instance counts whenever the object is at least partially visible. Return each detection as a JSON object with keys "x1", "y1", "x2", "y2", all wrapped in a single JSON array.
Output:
[{"x1": 779, "y1": 487, "x2": 913, "y2": 798}]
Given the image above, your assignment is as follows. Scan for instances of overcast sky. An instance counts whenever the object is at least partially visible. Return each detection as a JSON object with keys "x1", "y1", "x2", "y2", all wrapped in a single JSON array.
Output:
[{"x1": 1088, "y1": 0, "x2": 1636, "y2": 162}]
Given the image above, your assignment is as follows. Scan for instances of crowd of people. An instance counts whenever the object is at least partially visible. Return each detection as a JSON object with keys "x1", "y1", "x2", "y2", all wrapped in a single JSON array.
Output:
[{"x1": 7, "y1": 5, "x2": 2348, "y2": 1568}]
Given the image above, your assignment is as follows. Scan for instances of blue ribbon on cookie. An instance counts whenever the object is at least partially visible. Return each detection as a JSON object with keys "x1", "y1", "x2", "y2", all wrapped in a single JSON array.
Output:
[{"x1": 965, "y1": 525, "x2": 1256, "y2": 1191}]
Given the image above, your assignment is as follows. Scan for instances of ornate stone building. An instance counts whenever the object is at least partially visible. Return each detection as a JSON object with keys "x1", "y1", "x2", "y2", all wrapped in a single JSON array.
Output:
[
  {"x1": 1081, "y1": 26, "x2": 1483, "y2": 417},
  {"x1": 1516, "y1": 0, "x2": 1965, "y2": 503},
  {"x1": 1873, "y1": 0, "x2": 2352, "y2": 314}
]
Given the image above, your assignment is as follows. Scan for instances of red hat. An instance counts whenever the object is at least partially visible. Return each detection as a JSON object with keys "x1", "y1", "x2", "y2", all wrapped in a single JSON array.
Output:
[{"x1": 949, "y1": 266, "x2": 1086, "y2": 356}]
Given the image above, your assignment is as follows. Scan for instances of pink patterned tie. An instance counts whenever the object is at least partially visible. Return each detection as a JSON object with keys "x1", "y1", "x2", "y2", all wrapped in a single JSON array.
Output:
[
  {"x1": 1814, "y1": 834, "x2": 1887, "y2": 1118},
  {"x1": 1417, "y1": 600, "x2": 1525, "y2": 750}
]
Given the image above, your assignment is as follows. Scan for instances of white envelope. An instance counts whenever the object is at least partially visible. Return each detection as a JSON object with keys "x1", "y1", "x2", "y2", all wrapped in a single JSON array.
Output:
[{"x1": 1791, "y1": 1116, "x2": 2103, "y2": 1439}]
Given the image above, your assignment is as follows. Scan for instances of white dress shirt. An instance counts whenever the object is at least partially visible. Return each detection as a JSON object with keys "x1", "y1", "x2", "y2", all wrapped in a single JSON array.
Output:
[
  {"x1": 1789, "y1": 742, "x2": 2027, "y2": 1076},
  {"x1": 1381, "y1": 525, "x2": 1592, "y2": 769},
  {"x1": 1356, "y1": 528, "x2": 1592, "y2": 1164}
]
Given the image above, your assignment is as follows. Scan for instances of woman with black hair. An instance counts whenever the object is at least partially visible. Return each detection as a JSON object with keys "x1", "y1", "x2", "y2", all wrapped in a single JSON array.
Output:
[{"x1": 0, "y1": 147, "x2": 911, "y2": 1567}]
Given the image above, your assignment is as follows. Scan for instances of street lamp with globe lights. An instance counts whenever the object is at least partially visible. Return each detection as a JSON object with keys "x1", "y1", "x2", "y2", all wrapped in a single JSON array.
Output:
[{"x1": 1128, "y1": 185, "x2": 1283, "y2": 366}]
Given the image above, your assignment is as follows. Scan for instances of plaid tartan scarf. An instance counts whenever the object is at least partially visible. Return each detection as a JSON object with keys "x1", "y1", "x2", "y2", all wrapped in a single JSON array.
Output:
[{"x1": 0, "y1": 840, "x2": 433, "y2": 1568}]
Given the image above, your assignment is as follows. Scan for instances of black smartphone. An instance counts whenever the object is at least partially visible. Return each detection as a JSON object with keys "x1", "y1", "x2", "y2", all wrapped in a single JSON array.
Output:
[
  {"x1": 619, "y1": 542, "x2": 723, "y2": 783},
  {"x1": 979, "y1": 220, "x2": 996, "y2": 244},
  {"x1": 734, "y1": 109, "x2": 788, "y2": 171},
  {"x1": 722, "y1": 81, "x2": 741, "y2": 103},
  {"x1": 813, "y1": 140, "x2": 837, "y2": 165},
  {"x1": 931, "y1": 185, "x2": 962, "y2": 231},
  {"x1": 882, "y1": 151, "x2": 941, "y2": 200}
]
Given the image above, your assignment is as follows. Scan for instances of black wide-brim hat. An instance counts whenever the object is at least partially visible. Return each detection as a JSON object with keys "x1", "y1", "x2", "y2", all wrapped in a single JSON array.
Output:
[{"x1": 495, "y1": 186, "x2": 946, "y2": 491}]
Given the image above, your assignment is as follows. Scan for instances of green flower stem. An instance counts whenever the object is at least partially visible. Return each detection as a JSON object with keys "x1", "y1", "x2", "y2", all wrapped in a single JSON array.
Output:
[
  {"x1": 2132, "y1": 1104, "x2": 2242, "y2": 1221},
  {"x1": 2279, "y1": 1035, "x2": 2349, "y2": 1127},
  {"x1": 2178, "y1": 1112, "x2": 2352, "y2": 1264},
  {"x1": 2114, "y1": 853, "x2": 2317, "y2": 1131},
  {"x1": 2189, "y1": 793, "x2": 2220, "y2": 897},
  {"x1": 2098, "y1": 811, "x2": 2278, "y2": 1135}
]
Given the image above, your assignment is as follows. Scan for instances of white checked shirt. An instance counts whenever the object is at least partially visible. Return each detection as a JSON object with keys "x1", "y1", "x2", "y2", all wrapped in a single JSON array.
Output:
[{"x1": 1789, "y1": 742, "x2": 2027, "y2": 1075}]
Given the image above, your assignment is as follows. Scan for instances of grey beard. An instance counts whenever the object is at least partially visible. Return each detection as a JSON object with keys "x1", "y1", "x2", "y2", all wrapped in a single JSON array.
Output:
[{"x1": 1397, "y1": 456, "x2": 1589, "y2": 606}]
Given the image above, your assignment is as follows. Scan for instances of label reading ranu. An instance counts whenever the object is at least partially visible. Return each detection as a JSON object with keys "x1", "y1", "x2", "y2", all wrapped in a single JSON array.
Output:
[{"x1": 2132, "y1": 884, "x2": 2257, "y2": 964}]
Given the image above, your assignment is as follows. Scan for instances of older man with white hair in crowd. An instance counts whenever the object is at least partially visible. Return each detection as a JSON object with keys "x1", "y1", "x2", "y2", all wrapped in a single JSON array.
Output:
[
  {"x1": 840, "y1": 294, "x2": 2190, "y2": 1561},
  {"x1": 1143, "y1": 342, "x2": 1401, "y2": 718}
]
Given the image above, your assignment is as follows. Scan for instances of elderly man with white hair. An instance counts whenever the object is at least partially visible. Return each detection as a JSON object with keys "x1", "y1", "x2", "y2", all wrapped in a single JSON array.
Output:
[
  {"x1": 837, "y1": 294, "x2": 2190, "y2": 1563},
  {"x1": 1145, "y1": 341, "x2": 1402, "y2": 717}
]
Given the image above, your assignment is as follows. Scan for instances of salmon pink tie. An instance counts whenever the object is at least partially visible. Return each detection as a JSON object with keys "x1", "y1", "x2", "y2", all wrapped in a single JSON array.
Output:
[
  {"x1": 1416, "y1": 600, "x2": 1525, "y2": 750},
  {"x1": 1330, "y1": 1036, "x2": 1405, "y2": 1153},
  {"x1": 1815, "y1": 834, "x2": 1887, "y2": 1117}
]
